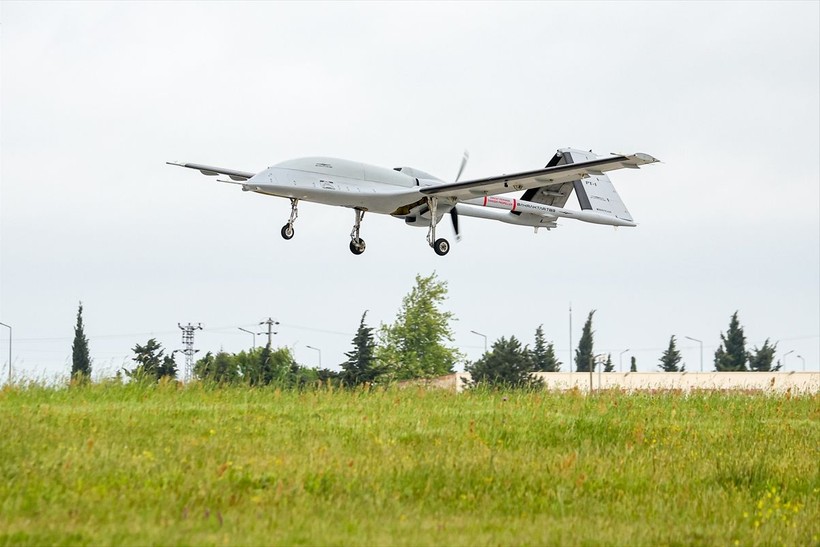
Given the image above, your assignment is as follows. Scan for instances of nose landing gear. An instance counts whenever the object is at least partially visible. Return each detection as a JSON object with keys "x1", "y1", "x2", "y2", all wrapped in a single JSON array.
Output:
[
  {"x1": 426, "y1": 197, "x2": 450, "y2": 256},
  {"x1": 349, "y1": 208, "x2": 366, "y2": 255},
  {"x1": 280, "y1": 198, "x2": 299, "y2": 240}
]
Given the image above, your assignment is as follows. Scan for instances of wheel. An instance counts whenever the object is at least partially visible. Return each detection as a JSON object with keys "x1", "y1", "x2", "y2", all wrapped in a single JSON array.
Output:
[
  {"x1": 281, "y1": 224, "x2": 294, "y2": 240},
  {"x1": 433, "y1": 238, "x2": 450, "y2": 256},
  {"x1": 349, "y1": 238, "x2": 366, "y2": 255}
]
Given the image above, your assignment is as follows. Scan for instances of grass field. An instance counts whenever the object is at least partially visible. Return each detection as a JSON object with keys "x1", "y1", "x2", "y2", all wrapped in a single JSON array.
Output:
[{"x1": 1, "y1": 382, "x2": 818, "y2": 546}]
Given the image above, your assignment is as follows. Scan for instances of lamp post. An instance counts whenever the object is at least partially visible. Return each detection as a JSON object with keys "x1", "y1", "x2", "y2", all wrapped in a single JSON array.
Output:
[
  {"x1": 796, "y1": 354, "x2": 805, "y2": 372},
  {"x1": 684, "y1": 336, "x2": 703, "y2": 372},
  {"x1": 0, "y1": 322, "x2": 11, "y2": 384},
  {"x1": 238, "y1": 327, "x2": 256, "y2": 349},
  {"x1": 470, "y1": 330, "x2": 487, "y2": 353},
  {"x1": 305, "y1": 345, "x2": 322, "y2": 368},
  {"x1": 619, "y1": 349, "x2": 630, "y2": 373},
  {"x1": 783, "y1": 350, "x2": 794, "y2": 370}
]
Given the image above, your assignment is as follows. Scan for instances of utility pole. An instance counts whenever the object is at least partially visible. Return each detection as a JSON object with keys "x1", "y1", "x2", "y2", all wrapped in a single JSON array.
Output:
[
  {"x1": 178, "y1": 322, "x2": 202, "y2": 381},
  {"x1": 259, "y1": 318, "x2": 279, "y2": 347}
]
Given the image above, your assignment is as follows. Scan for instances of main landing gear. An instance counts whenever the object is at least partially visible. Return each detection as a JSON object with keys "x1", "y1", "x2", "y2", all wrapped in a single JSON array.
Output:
[
  {"x1": 280, "y1": 198, "x2": 298, "y2": 240},
  {"x1": 426, "y1": 197, "x2": 450, "y2": 256},
  {"x1": 349, "y1": 208, "x2": 366, "y2": 255}
]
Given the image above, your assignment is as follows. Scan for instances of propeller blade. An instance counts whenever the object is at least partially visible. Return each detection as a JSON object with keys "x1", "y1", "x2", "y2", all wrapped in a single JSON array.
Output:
[
  {"x1": 450, "y1": 207, "x2": 461, "y2": 241},
  {"x1": 454, "y1": 150, "x2": 470, "y2": 183}
]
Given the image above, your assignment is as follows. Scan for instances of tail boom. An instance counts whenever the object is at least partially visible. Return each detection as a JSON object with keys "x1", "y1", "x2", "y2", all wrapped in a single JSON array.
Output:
[{"x1": 460, "y1": 195, "x2": 636, "y2": 227}]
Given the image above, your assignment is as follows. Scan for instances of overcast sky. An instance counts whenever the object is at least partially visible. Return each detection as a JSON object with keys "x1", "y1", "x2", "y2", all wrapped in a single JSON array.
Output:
[{"x1": 1, "y1": 1, "x2": 818, "y2": 380}]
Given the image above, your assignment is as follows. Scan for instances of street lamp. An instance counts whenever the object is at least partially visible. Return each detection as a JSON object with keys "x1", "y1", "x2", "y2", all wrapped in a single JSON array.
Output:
[
  {"x1": 783, "y1": 350, "x2": 794, "y2": 370},
  {"x1": 619, "y1": 349, "x2": 630, "y2": 373},
  {"x1": 470, "y1": 330, "x2": 487, "y2": 353},
  {"x1": 305, "y1": 345, "x2": 322, "y2": 368},
  {"x1": 684, "y1": 336, "x2": 703, "y2": 372},
  {"x1": 238, "y1": 327, "x2": 256, "y2": 349},
  {"x1": 796, "y1": 354, "x2": 805, "y2": 372},
  {"x1": 0, "y1": 322, "x2": 11, "y2": 384}
]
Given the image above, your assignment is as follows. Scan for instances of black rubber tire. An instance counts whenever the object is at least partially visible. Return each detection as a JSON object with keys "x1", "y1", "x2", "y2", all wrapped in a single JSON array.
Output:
[
  {"x1": 281, "y1": 224, "x2": 295, "y2": 240},
  {"x1": 349, "y1": 238, "x2": 366, "y2": 255},
  {"x1": 434, "y1": 238, "x2": 450, "y2": 256}
]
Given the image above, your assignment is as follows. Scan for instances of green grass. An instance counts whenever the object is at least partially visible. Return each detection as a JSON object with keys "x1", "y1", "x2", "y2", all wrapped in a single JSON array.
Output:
[{"x1": 1, "y1": 382, "x2": 818, "y2": 546}]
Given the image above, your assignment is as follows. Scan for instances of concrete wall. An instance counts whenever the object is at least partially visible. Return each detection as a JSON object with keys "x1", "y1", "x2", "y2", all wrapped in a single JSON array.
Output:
[{"x1": 450, "y1": 372, "x2": 820, "y2": 393}]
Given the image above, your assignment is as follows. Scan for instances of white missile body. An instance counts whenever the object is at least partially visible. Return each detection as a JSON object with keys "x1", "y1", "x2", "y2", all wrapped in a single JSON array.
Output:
[{"x1": 458, "y1": 195, "x2": 637, "y2": 228}]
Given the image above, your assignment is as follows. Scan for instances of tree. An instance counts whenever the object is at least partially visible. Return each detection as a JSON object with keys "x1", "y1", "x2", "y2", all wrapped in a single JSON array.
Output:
[
  {"x1": 340, "y1": 311, "x2": 383, "y2": 386},
  {"x1": 71, "y1": 302, "x2": 92, "y2": 380},
  {"x1": 194, "y1": 351, "x2": 239, "y2": 383},
  {"x1": 630, "y1": 356, "x2": 637, "y2": 372},
  {"x1": 714, "y1": 312, "x2": 747, "y2": 371},
  {"x1": 262, "y1": 345, "x2": 296, "y2": 385},
  {"x1": 157, "y1": 355, "x2": 178, "y2": 380},
  {"x1": 658, "y1": 335, "x2": 684, "y2": 372},
  {"x1": 748, "y1": 339, "x2": 780, "y2": 372},
  {"x1": 603, "y1": 353, "x2": 615, "y2": 372},
  {"x1": 532, "y1": 325, "x2": 561, "y2": 372},
  {"x1": 378, "y1": 273, "x2": 461, "y2": 379},
  {"x1": 574, "y1": 310, "x2": 596, "y2": 372},
  {"x1": 126, "y1": 338, "x2": 174, "y2": 381},
  {"x1": 465, "y1": 336, "x2": 542, "y2": 389}
]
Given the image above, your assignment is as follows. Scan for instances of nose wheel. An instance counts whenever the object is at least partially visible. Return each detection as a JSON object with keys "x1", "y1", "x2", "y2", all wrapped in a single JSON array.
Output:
[
  {"x1": 349, "y1": 208, "x2": 367, "y2": 255},
  {"x1": 280, "y1": 198, "x2": 299, "y2": 240},
  {"x1": 433, "y1": 238, "x2": 450, "y2": 256},
  {"x1": 349, "y1": 238, "x2": 366, "y2": 255}
]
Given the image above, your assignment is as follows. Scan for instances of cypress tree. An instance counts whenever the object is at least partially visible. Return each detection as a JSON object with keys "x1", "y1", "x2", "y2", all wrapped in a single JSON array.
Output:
[
  {"x1": 341, "y1": 311, "x2": 382, "y2": 386},
  {"x1": 465, "y1": 336, "x2": 541, "y2": 389},
  {"x1": 603, "y1": 353, "x2": 614, "y2": 372},
  {"x1": 574, "y1": 311, "x2": 595, "y2": 372},
  {"x1": 714, "y1": 312, "x2": 747, "y2": 371},
  {"x1": 658, "y1": 335, "x2": 684, "y2": 372},
  {"x1": 630, "y1": 356, "x2": 637, "y2": 372},
  {"x1": 532, "y1": 325, "x2": 561, "y2": 372},
  {"x1": 748, "y1": 339, "x2": 779, "y2": 372},
  {"x1": 71, "y1": 302, "x2": 92, "y2": 380}
]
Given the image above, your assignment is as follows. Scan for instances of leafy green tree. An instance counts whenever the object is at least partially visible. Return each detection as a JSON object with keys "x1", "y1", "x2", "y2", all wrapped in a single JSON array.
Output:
[
  {"x1": 603, "y1": 353, "x2": 614, "y2": 372},
  {"x1": 658, "y1": 335, "x2": 684, "y2": 372},
  {"x1": 378, "y1": 273, "x2": 461, "y2": 379},
  {"x1": 748, "y1": 339, "x2": 780, "y2": 372},
  {"x1": 630, "y1": 356, "x2": 637, "y2": 372},
  {"x1": 465, "y1": 336, "x2": 542, "y2": 389},
  {"x1": 532, "y1": 325, "x2": 561, "y2": 372},
  {"x1": 714, "y1": 311, "x2": 747, "y2": 371},
  {"x1": 574, "y1": 311, "x2": 596, "y2": 372},
  {"x1": 126, "y1": 338, "x2": 173, "y2": 381},
  {"x1": 157, "y1": 354, "x2": 178, "y2": 380},
  {"x1": 234, "y1": 347, "x2": 264, "y2": 385},
  {"x1": 315, "y1": 368, "x2": 341, "y2": 386},
  {"x1": 194, "y1": 351, "x2": 239, "y2": 383},
  {"x1": 71, "y1": 302, "x2": 92, "y2": 380},
  {"x1": 340, "y1": 311, "x2": 383, "y2": 386},
  {"x1": 264, "y1": 346, "x2": 297, "y2": 385}
]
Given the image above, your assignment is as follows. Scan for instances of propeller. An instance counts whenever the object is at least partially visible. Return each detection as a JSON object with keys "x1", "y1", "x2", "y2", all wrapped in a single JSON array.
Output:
[{"x1": 450, "y1": 151, "x2": 469, "y2": 241}]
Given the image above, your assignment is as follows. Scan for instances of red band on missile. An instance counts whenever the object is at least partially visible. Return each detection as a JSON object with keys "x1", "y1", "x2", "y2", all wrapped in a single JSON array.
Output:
[
  {"x1": 483, "y1": 196, "x2": 487, "y2": 207},
  {"x1": 512, "y1": 199, "x2": 517, "y2": 212}
]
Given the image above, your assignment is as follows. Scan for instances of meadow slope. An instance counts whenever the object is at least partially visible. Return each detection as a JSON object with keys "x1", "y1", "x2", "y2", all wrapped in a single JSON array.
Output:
[{"x1": 1, "y1": 383, "x2": 818, "y2": 546}]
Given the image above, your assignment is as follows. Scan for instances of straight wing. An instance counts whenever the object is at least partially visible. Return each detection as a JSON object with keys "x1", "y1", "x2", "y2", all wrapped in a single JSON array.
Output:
[
  {"x1": 419, "y1": 153, "x2": 657, "y2": 201},
  {"x1": 166, "y1": 161, "x2": 257, "y2": 181}
]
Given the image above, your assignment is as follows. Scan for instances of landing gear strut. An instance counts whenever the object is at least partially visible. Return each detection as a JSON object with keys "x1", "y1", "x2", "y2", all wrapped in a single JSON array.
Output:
[
  {"x1": 426, "y1": 197, "x2": 450, "y2": 256},
  {"x1": 281, "y1": 198, "x2": 299, "y2": 240},
  {"x1": 349, "y1": 208, "x2": 366, "y2": 255}
]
